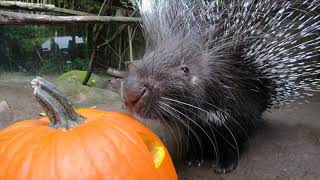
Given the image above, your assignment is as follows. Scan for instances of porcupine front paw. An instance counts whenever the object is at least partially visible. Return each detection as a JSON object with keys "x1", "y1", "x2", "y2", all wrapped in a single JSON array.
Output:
[
  {"x1": 212, "y1": 160, "x2": 237, "y2": 174},
  {"x1": 212, "y1": 147, "x2": 238, "y2": 174},
  {"x1": 185, "y1": 159, "x2": 204, "y2": 167}
]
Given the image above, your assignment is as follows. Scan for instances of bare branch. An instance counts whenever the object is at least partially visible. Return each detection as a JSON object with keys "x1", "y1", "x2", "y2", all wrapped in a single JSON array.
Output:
[
  {"x1": 82, "y1": 0, "x2": 114, "y2": 86},
  {"x1": 98, "y1": 24, "x2": 128, "y2": 49}
]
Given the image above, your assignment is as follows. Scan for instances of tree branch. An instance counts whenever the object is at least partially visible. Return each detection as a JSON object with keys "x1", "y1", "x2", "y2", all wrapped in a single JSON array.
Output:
[
  {"x1": 0, "y1": 10, "x2": 141, "y2": 25},
  {"x1": 97, "y1": 24, "x2": 128, "y2": 49},
  {"x1": 82, "y1": 0, "x2": 114, "y2": 86}
]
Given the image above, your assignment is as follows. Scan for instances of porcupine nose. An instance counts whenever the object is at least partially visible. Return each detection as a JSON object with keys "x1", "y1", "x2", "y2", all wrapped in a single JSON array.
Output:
[{"x1": 123, "y1": 83, "x2": 149, "y2": 113}]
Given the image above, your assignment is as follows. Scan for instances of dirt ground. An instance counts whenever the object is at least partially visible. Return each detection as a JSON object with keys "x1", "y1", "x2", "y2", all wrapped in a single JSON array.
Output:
[
  {"x1": 178, "y1": 100, "x2": 320, "y2": 180},
  {"x1": 0, "y1": 74, "x2": 319, "y2": 180}
]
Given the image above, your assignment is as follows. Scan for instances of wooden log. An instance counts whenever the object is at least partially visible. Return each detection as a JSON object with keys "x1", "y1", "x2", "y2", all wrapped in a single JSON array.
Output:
[
  {"x1": 0, "y1": 1, "x2": 55, "y2": 11},
  {"x1": 0, "y1": 1, "x2": 95, "y2": 16},
  {"x1": 0, "y1": 10, "x2": 141, "y2": 25},
  {"x1": 0, "y1": 1, "x2": 134, "y2": 16},
  {"x1": 106, "y1": 66, "x2": 125, "y2": 78}
]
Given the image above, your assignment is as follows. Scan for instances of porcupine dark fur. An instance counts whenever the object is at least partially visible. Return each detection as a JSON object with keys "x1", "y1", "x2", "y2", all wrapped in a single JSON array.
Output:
[{"x1": 121, "y1": 0, "x2": 320, "y2": 173}]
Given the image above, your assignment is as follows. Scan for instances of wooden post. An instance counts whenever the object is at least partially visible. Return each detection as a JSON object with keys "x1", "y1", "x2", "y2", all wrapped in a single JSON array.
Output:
[{"x1": 128, "y1": 25, "x2": 133, "y2": 62}]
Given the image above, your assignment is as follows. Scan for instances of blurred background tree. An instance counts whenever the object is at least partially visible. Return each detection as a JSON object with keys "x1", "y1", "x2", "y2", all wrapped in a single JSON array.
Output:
[{"x1": 0, "y1": 0, "x2": 144, "y2": 78}]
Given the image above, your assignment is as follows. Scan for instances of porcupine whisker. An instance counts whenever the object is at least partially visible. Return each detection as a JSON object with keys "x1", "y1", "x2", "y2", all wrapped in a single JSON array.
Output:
[
  {"x1": 144, "y1": 90, "x2": 162, "y2": 117},
  {"x1": 165, "y1": 90, "x2": 250, "y2": 141},
  {"x1": 162, "y1": 97, "x2": 240, "y2": 162},
  {"x1": 154, "y1": 105, "x2": 184, "y2": 160},
  {"x1": 158, "y1": 102, "x2": 205, "y2": 161},
  {"x1": 159, "y1": 102, "x2": 208, "y2": 163},
  {"x1": 159, "y1": 102, "x2": 198, "y2": 162},
  {"x1": 159, "y1": 101, "x2": 220, "y2": 162},
  {"x1": 184, "y1": 95, "x2": 250, "y2": 139},
  {"x1": 158, "y1": 102, "x2": 197, "y2": 161},
  {"x1": 162, "y1": 100, "x2": 221, "y2": 158},
  {"x1": 163, "y1": 98, "x2": 233, "y2": 152},
  {"x1": 153, "y1": 110, "x2": 167, "y2": 140},
  {"x1": 160, "y1": 102, "x2": 216, "y2": 158}
]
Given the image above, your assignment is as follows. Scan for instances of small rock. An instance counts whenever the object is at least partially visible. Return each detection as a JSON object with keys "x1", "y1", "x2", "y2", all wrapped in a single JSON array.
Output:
[{"x1": 0, "y1": 101, "x2": 13, "y2": 129}]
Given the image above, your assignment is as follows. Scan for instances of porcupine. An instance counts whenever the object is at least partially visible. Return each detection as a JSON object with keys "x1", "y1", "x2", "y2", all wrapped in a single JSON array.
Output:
[{"x1": 121, "y1": 0, "x2": 320, "y2": 173}]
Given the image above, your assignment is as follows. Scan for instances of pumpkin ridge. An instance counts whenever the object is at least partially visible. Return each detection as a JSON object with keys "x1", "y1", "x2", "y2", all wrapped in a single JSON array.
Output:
[
  {"x1": 111, "y1": 123, "x2": 165, "y2": 175},
  {"x1": 90, "y1": 112, "x2": 164, "y2": 178},
  {"x1": 105, "y1": 125, "x2": 157, "y2": 179},
  {"x1": 0, "y1": 127, "x2": 38, "y2": 157},
  {"x1": 53, "y1": 131, "x2": 80, "y2": 179},
  {"x1": 95, "y1": 122, "x2": 136, "y2": 179},
  {"x1": 28, "y1": 131, "x2": 57, "y2": 177},
  {"x1": 93, "y1": 122, "x2": 139, "y2": 178},
  {"x1": 72, "y1": 125, "x2": 101, "y2": 178},
  {"x1": 0, "y1": 133, "x2": 28, "y2": 179},
  {"x1": 21, "y1": 134, "x2": 49, "y2": 179},
  {"x1": 4, "y1": 129, "x2": 49, "y2": 178},
  {"x1": 0, "y1": 131, "x2": 28, "y2": 179},
  {"x1": 111, "y1": 121, "x2": 152, "y2": 154},
  {"x1": 72, "y1": 119, "x2": 134, "y2": 179},
  {"x1": 0, "y1": 130, "x2": 25, "y2": 150},
  {"x1": 52, "y1": 133, "x2": 61, "y2": 180}
]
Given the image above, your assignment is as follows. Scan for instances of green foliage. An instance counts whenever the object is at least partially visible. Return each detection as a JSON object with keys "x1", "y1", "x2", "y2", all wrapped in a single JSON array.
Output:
[
  {"x1": 58, "y1": 70, "x2": 103, "y2": 87},
  {"x1": 0, "y1": 26, "x2": 50, "y2": 72},
  {"x1": 65, "y1": 58, "x2": 88, "y2": 72},
  {"x1": 1, "y1": 26, "x2": 49, "y2": 53},
  {"x1": 40, "y1": 58, "x2": 88, "y2": 73},
  {"x1": 54, "y1": 0, "x2": 103, "y2": 13},
  {"x1": 40, "y1": 59, "x2": 60, "y2": 73},
  {"x1": 0, "y1": 0, "x2": 144, "y2": 74}
]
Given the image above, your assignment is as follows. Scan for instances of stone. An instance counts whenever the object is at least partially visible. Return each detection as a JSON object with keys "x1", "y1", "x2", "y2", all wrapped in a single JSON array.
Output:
[{"x1": 0, "y1": 100, "x2": 13, "y2": 129}]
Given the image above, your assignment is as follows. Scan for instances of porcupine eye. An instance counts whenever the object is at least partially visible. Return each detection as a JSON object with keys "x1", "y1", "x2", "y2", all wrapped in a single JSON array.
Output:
[{"x1": 180, "y1": 66, "x2": 189, "y2": 74}]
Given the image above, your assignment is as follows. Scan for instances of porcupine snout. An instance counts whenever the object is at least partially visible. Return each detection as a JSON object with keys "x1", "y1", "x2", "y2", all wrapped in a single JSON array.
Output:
[{"x1": 122, "y1": 80, "x2": 149, "y2": 115}]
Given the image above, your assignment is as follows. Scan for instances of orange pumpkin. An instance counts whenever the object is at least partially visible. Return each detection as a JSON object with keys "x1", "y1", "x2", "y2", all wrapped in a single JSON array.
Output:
[{"x1": 0, "y1": 77, "x2": 177, "y2": 180}]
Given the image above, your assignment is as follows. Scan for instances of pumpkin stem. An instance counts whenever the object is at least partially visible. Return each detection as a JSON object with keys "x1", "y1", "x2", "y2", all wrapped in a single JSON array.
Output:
[{"x1": 31, "y1": 77, "x2": 84, "y2": 129}]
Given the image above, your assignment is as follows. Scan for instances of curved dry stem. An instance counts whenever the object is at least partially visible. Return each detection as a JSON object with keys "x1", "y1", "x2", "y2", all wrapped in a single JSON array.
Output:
[{"x1": 31, "y1": 77, "x2": 84, "y2": 129}]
